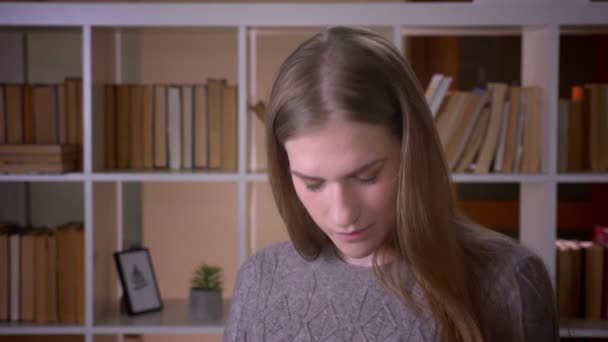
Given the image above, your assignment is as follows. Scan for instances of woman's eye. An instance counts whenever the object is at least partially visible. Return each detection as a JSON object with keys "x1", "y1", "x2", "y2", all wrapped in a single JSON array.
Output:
[
  {"x1": 356, "y1": 175, "x2": 377, "y2": 184},
  {"x1": 305, "y1": 182, "x2": 324, "y2": 192}
]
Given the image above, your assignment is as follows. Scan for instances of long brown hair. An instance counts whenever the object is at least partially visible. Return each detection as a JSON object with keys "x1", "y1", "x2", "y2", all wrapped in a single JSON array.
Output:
[{"x1": 265, "y1": 26, "x2": 501, "y2": 342}]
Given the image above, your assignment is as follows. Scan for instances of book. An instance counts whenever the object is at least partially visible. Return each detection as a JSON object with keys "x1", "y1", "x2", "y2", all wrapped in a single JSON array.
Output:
[
  {"x1": 57, "y1": 84, "x2": 67, "y2": 144},
  {"x1": 455, "y1": 106, "x2": 491, "y2": 173},
  {"x1": 5, "y1": 84, "x2": 23, "y2": 144},
  {"x1": 32, "y1": 84, "x2": 58, "y2": 144},
  {"x1": 104, "y1": 84, "x2": 117, "y2": 170},
  {"x1": 57, "y1": 223, "x2": 84, "y2": 323},
  {"x1": 182, "y1": 85, "x2": 193, "y2": 170},
  {"x1": 556, "y1": 240, "x2": 573, "y2": 318},
  {"x1": 130, "y1": 85, "x2": 144, "y2": 170},
  {"x1": 154, "y1": 85, "x2": 168, "y2": 168},
  {"x1": 0, "y1": 224, "x2": 13, "y2": 321},
  {"x1": 116, "y1": 85, "x2": 131, "y2": 169},
  {"x1": 492, "y1": 100, "x2": 511, "y2": 172},
  {"x1": 167, "y1": 85, "x2": 182, "y2": 171},
  {"x1": 431, "y1": 76, "x2": 452, "y2": 118},
  {"x1": 521, "y1": 86, "x2": 542, "y2": 173},
  {"x1": 501, "y1": 87, "x2": 522, "y2": 173},
  {"x1": 34, "y1": 230, "x2": 49, "y2": 323},
  {"x1": 142, "y1": 85, "x2": 155, "y2": 169},
  {"x1": 567, "y1": 86, "x2": 590, "y2": 171},
  {"x1": 435, "y1": 91, "x2": 468, "y2": 149},
  {"x1": 445, "y1": 89, "x2": 488, "y2": 171},
  {"x1": 0, "y1": 85, "x2": 5, "y2": 144},
  {"x1": 207, "y1": 79, "x2": 225, "y2": 170},
  {"x1": 222, "y1": 84, "x2": 238, "y2": 172},
  {"x1": 65, "y1": 78, "x2": 80, "y2": 146},
  {"x1": 475, "y1": 82, "x2": 508, "y2": 174},
  {"x1": 582, "y1": 241, "x2": 603, "y2": 319},
  {"x1": 20, "y1": 228, "x2": 35, "y2": 321},
  {"x1": 424, "y1": 73, "x2": 443, "y2": 104},
  {"x1": 23, "y1": 84, "x2": 34, "y2": 144},
  {"x1": 0, "y1": 144, "x2": 77, "y2": 155},
  {"x1": 9, "y1": 230, "x2": 20, "y2": 321},
  {"x1": 194, "y1": 84, "x2": 209, "y2": 169}
]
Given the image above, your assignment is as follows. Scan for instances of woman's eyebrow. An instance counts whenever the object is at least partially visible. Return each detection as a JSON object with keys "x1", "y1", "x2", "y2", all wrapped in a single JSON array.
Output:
[{"x1": 290, "y1": 158, "x2": 386, "y2": 181}]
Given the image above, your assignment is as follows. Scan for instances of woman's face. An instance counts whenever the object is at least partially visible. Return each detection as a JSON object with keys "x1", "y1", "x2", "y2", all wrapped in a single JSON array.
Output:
[{"x1": 284, "y1": 119, "x2": 401, "y2": 267}]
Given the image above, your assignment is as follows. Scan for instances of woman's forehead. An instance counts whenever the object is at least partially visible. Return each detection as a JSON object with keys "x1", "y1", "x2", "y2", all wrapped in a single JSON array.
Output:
[{"x1": 284, "y1": 120, "x2": 398, "y2": 178}]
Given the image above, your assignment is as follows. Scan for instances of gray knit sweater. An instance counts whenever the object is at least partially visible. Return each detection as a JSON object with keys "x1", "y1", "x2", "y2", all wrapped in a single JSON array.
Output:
[{"x1": 224, "y1": 241, "x2": 558, "y2": 341}]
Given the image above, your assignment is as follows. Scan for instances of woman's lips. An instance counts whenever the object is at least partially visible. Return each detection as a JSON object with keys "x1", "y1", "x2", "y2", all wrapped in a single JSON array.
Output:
[{"x1": 336, "y1": 225, "x2": 371, "y2": 242}]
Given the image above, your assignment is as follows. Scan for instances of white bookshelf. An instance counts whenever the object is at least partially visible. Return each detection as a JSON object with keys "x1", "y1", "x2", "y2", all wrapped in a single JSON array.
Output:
[{"x1": 0, "y1": 1, "x2": 607, "y2": 341}]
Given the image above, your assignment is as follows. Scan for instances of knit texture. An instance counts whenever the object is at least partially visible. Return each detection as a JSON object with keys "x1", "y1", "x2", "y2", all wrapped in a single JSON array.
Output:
[{"x1": 224, "y1": 241, "x2": 558, "y2": 341}]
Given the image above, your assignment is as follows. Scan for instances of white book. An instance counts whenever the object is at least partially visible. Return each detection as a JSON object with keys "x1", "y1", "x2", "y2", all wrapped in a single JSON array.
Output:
[
  {"x1": 431, "y1": 76, "x2": 452, "y2": 118},
  {"x1": 425, "y1": 73, "x2": 443, "y2": 104},
  {"x1": 493, "y1": 101, "x2": 511, "y2": 172},
  {"x1": 181, "y1": 85, "x2": 193, "y2": 170},
  {"x1": 167, "y1": 86, "x2": 182, "y2": 171},
  {"x1": 9, "y1": 233, "x2": 19, "y2": 322},
  {"x1": 514, "y1": 89, "x2": 526, "y2": 172}
]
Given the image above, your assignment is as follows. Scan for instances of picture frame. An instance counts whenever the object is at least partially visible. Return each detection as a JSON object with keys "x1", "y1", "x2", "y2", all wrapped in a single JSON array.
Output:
[{"x1": 114, "y1": 248, "x2": 163, "y2": 315}]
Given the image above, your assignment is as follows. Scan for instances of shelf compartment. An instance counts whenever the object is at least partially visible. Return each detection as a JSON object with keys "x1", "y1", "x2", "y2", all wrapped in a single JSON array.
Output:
[
  {"x1": 558, "y1": 26, "x2": 608, "y2": 174},
  {"x1": 92, "y1": 27, "x2": 239, "y2": 174},
  {"x1": 92, "y1": 182, "x2": 240, "y2": 329},
  {"x1": 0, "y1": 27, "x2": 84, "y2": 175}
]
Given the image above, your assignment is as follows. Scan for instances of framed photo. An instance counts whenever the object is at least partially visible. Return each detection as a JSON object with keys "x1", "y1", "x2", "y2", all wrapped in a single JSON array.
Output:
[{"x1": 114, "y1": 248, "x2": 163, "y2": 315}]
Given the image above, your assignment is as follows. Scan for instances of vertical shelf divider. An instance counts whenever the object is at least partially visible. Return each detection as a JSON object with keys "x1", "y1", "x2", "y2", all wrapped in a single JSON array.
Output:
[
  {"x1": 82, "y1": 23, "x2": 95, "y2": 342},
  {"x1": 238, "y1": 25, "x2": 249, "y2": 264},
  {"x1": 520, "y1": 25, "x2": 560, "y2": 286}
]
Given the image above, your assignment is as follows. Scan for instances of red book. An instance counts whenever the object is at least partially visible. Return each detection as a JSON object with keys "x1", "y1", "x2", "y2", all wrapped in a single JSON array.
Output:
[{"x1": 592, "y1": 225, "x2": 608, "y2": 319}]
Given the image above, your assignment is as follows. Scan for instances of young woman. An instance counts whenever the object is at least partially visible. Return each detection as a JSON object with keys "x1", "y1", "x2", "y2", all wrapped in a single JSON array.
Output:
[{"x1": 224, "y1": 26, "x2": 558, "y2": 342}]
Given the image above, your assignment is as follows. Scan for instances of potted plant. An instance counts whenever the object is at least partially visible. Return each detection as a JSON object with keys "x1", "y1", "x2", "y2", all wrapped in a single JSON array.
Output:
[{"x1": 189, "y1": 263, "x2": 223, "y2": 321}]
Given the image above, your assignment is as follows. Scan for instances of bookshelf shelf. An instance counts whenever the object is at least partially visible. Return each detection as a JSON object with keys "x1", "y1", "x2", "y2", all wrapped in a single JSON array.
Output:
[
  {"x1": 1, "y1": 2, "x2": 608, "y2": 27},
  {"x1": 0, "y1": 2, "x2": 606, "y2": 341},
  {"x1": 0, "y1": 324, "x2": 86, "y2": 335},
  {"x1": 93, "y1": 299, "x2": 226, "y2": 335},
  {"x1": 560, "y1": 319, "x2": 608, "y2": 338},
  {"x1": 0, "y1": 174, "x2": 87, "y2": 182},
  {"x1": 556, "y1": 174, "x2": 608, "y2": 183},
  {"x1": 90, "y1": 172, "x2": 244, "y2": 183},
  {"x1": 450, "y1": 174, "x2": 550, "y2": 183}
]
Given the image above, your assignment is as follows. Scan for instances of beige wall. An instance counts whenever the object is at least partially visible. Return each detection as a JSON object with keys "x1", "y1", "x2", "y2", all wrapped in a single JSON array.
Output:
[
  {"x1": 142, "y1": 182, "x2": 238, "y2": 342},
  {"x1": 93, "y1": 183, "x2": 120, "y2": 325},
  {"x1": 249, "y1": 182, "x2": 287, "y2": 254},
  {"x1": 0, "y1": 31, "x2": 24, "y2": 83},
  {"x1": 139, "y1": 28, "x2": 238, "y2": 85},
  {"x1": 27, "y1": 30, "x2": 82, "y2": 83},
  {"x1": 142, "y1": 182, "x2": 239, "y2": 299}
]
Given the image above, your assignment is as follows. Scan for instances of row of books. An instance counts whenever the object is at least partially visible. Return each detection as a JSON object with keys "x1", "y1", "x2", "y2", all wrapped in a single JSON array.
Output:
[
  {"x1": 0, "y1": 222, "x2": 84, "y2": 323},
  {"x1": 104, "y1": 79, "x2": 238, "y2": 172},
  {"x1": 0, "y1": 80, "x2": 83, "y2": 172},
  {"x1": 0, "y1": 144, "x2": 78, "y2": 174},
  {"x1": 558, "y1": 83, "x2": 608, "y2": 173},
  {"x1": 556, "y1": 225, "x2": 608, "y2": 320},
  {"x1": 425, "y1": 74, "x2": 542, "y2": 174}
]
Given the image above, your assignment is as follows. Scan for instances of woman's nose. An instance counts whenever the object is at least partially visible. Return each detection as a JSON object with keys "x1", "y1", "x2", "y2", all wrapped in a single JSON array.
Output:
[{"x1": 329, "y1": 182, "x2": 360, "y2": 228}]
